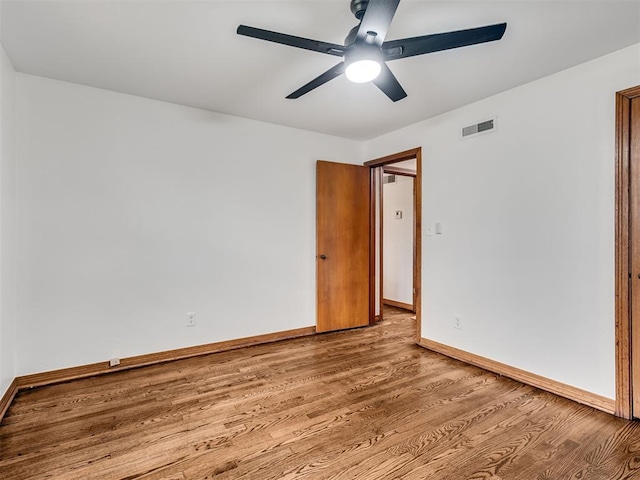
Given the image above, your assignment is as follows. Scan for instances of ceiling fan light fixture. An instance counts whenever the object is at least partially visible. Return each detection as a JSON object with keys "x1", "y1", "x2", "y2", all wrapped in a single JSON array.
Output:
[
  {"x1": 237, "y1": 0, "x2": 507, "y2": 101},
  {"x1": 345, "y1": 59, "x2": 381, "y2": 83}
]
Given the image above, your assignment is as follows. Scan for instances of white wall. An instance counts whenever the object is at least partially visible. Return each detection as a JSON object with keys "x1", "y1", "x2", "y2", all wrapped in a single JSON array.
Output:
[
  {"x1": 0, "y1": 39, "x2": 17, "y2": 397},
  {"x1": 383, "y1": 175, "x2": 413, "y2": 306},
  {"x1": 15, "y1": 74, "x2": 362, "y2": 375},
  {"x1": 11, "y1": 41, "x2": 640, "y2": 401},
  {"x1": 364, "y1": 44, "x2": 640, "y2": 399}
]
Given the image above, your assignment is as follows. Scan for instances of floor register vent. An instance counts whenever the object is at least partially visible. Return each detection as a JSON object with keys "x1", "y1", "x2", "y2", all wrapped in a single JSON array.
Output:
[{"x1": 462, "y1": 118, "x2": 496, "y2": 139}]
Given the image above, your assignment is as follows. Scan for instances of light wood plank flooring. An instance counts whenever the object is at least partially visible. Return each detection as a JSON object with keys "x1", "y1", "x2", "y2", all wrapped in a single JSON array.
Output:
[{"x1": 2, "y1": 307, "x2": 640, "y2": 479}]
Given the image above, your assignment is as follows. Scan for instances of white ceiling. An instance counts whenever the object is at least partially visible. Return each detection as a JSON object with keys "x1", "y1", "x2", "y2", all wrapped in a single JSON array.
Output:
[{"x1": 2, "y1": 1, "x2": 639, "y2": 140}]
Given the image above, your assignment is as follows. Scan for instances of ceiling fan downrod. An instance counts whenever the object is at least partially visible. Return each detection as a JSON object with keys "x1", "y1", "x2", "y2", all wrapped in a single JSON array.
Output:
[{"x1": 345, "y1": 0, "x2": 369, "y2": 45}]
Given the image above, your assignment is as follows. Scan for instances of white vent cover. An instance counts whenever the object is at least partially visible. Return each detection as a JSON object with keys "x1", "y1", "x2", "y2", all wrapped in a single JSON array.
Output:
[
  {"x1": 383, "y1": 174, "x2": 396, "y2": 184},
  {"x1": 462, "y1": 117, "x2": 496, "y2": 139}
]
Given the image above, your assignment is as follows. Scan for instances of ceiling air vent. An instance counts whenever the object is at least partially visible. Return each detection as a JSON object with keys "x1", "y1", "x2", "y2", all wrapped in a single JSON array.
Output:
[
  {"x1": 383, "y1": 174, "x2": 396, "y2": 184},
  {"x1": 462, "y1": 117, "x2": 496, "y2": 139}
]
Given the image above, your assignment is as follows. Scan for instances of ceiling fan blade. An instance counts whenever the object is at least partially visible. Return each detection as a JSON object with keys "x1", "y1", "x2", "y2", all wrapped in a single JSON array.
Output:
[
  {"x1": 287, "y1": 62, "x2": 346, "y2": 99},
  {"x1": 237, "y1": 25, "x2": 346, "y2": 57},
  {"x1": 372, "y1": 63, "x2": 407, "y2": 102},
  {"x1": 356, "y1": 0, "x2": 401, "y2": 46},
  {"x1": 382, "y1": 22, "x2": 507, "y2": 60}
]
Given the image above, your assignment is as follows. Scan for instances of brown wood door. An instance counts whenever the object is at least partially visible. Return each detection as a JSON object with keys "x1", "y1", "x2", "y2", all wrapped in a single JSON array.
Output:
[
  {"x1": 630, "y1": 96, "x2": 640, "y2": 417},
  {"x1": 316, "y1": 160, "x2": 370, "y2": 333}
]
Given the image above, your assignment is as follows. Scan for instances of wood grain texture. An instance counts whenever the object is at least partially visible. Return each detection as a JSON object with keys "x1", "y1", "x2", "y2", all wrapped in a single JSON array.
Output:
[
  {"x1": 316, "y1": 160, "x2": 370, "y2": 333},
  {"x1": 378, "y1": 166, "x2": 384, "y2": 325},
  {"x1": 616, "y1": 88, "x2": 632, "y2": 419},
  {"x1": 2, "y1": 307, "x2": 638, "y2": 480},
  {"x1": 0, "y1": 379, "x2": 17, "y2": 424},
  {"x1": 419, "y1": 337, "x2": 615, "y2": 414},
  {"x1": 364, "y1": 148, "x2": 421, "y2": 167},
  {"x1": 414, "y1": 148, "x2": 422, "y2": 342},
  {"x1": 12, "y1": 326, "x2": 315, "y2": 393},
  {"x1": 615, "y1": 84, "x2": 640, "y2": 419},
  {"x1": 631, "y1": 95, "x2": 640, "y2": 418}
]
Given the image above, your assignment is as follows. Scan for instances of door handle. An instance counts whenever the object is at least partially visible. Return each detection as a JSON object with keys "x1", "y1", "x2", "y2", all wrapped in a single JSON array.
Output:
[{"x1": 319, "y1": 254, "x2": 327, "y2": 260}]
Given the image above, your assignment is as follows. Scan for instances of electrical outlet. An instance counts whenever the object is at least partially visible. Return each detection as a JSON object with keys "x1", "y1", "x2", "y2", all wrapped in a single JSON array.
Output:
[
  {"x1": 109, "y1": 358, "x2": 120, "y2": 367},
  {"x1": 454, "y1": 315, "x2": 462, "y2": 330},
  {"x1": 186, "y1": 312, "x2": 196, "y2": 327}
]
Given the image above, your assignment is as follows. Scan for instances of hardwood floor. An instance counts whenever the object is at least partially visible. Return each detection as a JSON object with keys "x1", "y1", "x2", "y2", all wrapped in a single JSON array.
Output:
[{"x1": 2, "y1": 306, "x2": 640, "y2": 479}]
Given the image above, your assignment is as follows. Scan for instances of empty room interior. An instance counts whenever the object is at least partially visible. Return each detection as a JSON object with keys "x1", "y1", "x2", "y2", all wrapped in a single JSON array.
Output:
[{"x1": 1, "y1": 0, "x2": 640, "y2": 478}]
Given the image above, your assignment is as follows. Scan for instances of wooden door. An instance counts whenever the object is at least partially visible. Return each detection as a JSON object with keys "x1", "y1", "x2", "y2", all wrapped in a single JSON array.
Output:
[
  {"x1": 630, "y1": 96, "x2": 640, "y2": 417},
  {"x1": 316, "y1": 160, "x2": 370, "y2": 333}
]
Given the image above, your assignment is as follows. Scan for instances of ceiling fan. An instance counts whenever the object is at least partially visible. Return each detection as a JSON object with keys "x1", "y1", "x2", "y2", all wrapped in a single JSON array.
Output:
[{"x1": 237, "y1": 0, "x2": 507, "y2": 102}]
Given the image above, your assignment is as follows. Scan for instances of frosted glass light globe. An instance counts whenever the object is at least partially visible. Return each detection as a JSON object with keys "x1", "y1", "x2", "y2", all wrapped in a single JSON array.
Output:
[{"x1": 345, "y1": 60, "x2": 381, "y2": 83}]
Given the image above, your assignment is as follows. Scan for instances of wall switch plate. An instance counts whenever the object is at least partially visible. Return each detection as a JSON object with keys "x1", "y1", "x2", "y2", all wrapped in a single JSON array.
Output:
[
  {"x1": 109, "y1": 358, "x2": 120, "y2": 367},
  {"x1": 435, "y1": 222, "x2": 443, "y2": 235},
  {"x1": 395, "y1": 210, "x2": 403, "y2": 219},
  {"x1": 186, "y1": 312, "x2": 196, "y2": 327},
  {"x1": 454, "y1": 315, "x2": 462, "y2": 330}
]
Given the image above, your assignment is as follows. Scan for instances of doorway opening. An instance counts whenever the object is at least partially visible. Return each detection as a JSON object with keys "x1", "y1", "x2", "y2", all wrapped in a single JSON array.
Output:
[
  {"x1": 365, "y1": 148, "x2": 422, "y2": 342},
  {"x1": 381, "y1": 162, "x2": 417, "y2": 314}
]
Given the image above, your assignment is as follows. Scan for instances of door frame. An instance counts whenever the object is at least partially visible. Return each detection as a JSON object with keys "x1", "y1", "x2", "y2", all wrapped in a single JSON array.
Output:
[
  {"x1": 615, "y1": 85, "x2": 640, "y2": 419},
  {"x1": 364, "y1": 148, "x2": 422, "y2": 342}
]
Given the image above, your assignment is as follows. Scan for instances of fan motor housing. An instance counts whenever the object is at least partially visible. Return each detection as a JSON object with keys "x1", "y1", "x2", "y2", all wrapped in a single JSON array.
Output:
[
  {"x1": 346, "y1": 44, "x2": 382, "y2": 62},
  {"x1": 350, "y1": 0, "x2": 369, "y2": 20}
]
